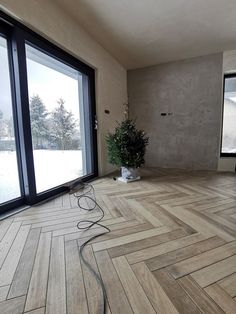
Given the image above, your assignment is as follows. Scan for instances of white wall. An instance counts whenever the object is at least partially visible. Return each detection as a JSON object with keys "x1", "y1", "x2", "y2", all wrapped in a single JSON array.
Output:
[
  {"x1": 0, "y1": 0, "x2": 127, "y2": 175},
  {"x1": 218, "y1": 50, "x2": 236, "y2": 172}
]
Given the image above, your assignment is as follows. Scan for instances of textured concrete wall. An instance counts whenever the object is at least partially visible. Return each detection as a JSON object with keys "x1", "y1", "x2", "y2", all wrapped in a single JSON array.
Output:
[
  {"x1": 0, "y1": 0, "x2": 127, "y2": 175},
  {"x1": 128, "y1": 54, "x2": 223, "y2": 170}
]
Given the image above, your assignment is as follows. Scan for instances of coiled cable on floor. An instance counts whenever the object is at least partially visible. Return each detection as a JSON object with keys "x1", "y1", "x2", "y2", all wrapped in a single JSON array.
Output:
[{"x1": 73, "y1": 183, "x2": 110, "y2": 314}]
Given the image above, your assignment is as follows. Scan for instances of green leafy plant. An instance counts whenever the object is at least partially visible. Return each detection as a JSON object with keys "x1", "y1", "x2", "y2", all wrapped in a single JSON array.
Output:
[{"x1": 106, "y1": 119, "x2": 149, "y2": 168}]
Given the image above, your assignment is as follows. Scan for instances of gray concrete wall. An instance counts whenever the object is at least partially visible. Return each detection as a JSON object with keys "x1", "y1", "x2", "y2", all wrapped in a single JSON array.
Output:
[{"x1": 128, "y1": 53, "x2": 223, "y2": 170}]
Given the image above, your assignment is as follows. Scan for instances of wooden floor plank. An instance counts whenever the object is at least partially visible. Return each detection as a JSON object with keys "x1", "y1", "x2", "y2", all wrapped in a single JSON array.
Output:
[
  {"x1": 108, "y1": 228, "x2": 187, "y2": 258},
  {"x1": 8, "y1": 228, "x2": 41, "y2": 298},
  {"x1": 111, "y1": 197, "x2": 137, "y2": 221},
  {"x1": 25, "y1": 232, "x2": 52, "y2": 312},
  {"x1": 168, "y1": 241, "x2": 236, "y2": 279},
  {"x1": 0, "y1": 295, "x2": 25, "y2": 314},
  {"x1": 153, "y1": 269, "x2": 202, "y2": 314},
  {"x1": 14, "y1": 207, "x2": 79, "y2": 222},
  {"x1": 138, "y1": 199, "x2": 180, "y2": 229},
  {"x1": 95, "y1": 250, "x2": 133, "y2": 314},
  {"x1": 126, "y1": 233, "x2": 206, "y2": 264},
  {"x1": 205, "y1": 283, "x2": 236, "y2": 313},
  {"x1": 0, "y1": 225, "x2": 30, "y2": 286},
  {"x1": 126, "y1": 198, "x2": 163, "y2": 227},
  {"x1": 65, "y1": 240, "x2": 88, "y2": 314},
  {"x1": 157, "y1": 194, "x2": 212, "y2": 206},
  {"x1": 101, "y1": 195, "x2": 126, "y2": 218},
  {"x1": 46, "y1": 236, "x2": 66, "y2": 314},
  {"x1": 112, "y1": 256, "x2": 155, "y2": 314},
  {"x1": 162, "y1": 204, "x2": 235, "y2": 241},
  {"x1": 0, "y1": 219, "x2": 13, "y2": 242},
  {"x1": 178, "y1": 275, "x2": 224, "y2": 313},
  {"x1": 192, "y1": 198, "x2": 235, "y2": 212},
  {"x1": 92, "y1": 226, "x2": 171, "y2": 252},
  {"x1": 78, "y1": 222, "x2": 141, "y2": 244},
  {"x1": 150, "y1": 202, "x2": 197, "y2": 234},
  {"x1": 219, "y1": 272, "x2": 236, "y2": 297},
  {"x1": 206, "y1": 212, "x2": 236, "y2": 233},
  {"x1": 132, "y1": 262, "x2": 179, "y2": 313},
  {"x1": 52, "y1": 216, "x2": 125, "y2": 237},
  {"x1": 80, "y1": 245, "x2": 104, "y2": 314},
  {"x1": 75, "y1": 221, "x2": 152, "y2": 245},
  {"x1": 147, "y1": 236, "x2": 225, "y2": 271},
  {"x1": 191, "y1": 254, "x2": 236, "y2": 287},
  {"x1": 0, "y1": 221, "x2": 22, "y2": 268},
  {"x1": 0, "y1": 285, "x2": 9, "y2": 302},
  {"x1": 29, "y1": 211, "x2": 102, "y2": 229},
  {"x1": 205, "y1": 201, "x2": 236, "y2": 214}
]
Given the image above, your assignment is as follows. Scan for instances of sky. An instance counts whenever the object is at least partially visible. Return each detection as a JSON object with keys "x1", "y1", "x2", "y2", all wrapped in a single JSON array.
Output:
[
  {"x1": 26, "y1": 58, "x2": 81, "y2": 119},
  {"x1": 0, "y1": 37, "x2": 81, "y2": 121}
]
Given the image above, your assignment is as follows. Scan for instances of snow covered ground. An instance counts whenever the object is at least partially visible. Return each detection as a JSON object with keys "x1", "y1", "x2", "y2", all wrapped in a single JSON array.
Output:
[
  {"x1": 33, "y1": 150, "x2": 83, "y2": 193},
  {"x1": 0, "y1": 151, "x2": 21, "y2": 203},
  {"x1": 0, "y1": 150, "x2": 83, "y2": 203}
]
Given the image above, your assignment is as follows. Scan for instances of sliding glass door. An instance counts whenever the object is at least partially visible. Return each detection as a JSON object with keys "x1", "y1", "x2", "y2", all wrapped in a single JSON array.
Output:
[
  {"x1": 0, "y1": 12, "x2": 97, "y2": 214},
  {"x1": 26, "y1": 44, "x2": 89, "y2": 193},
  {"x1": 0, "y1": 35, "x2": 22, "y2": 204}
]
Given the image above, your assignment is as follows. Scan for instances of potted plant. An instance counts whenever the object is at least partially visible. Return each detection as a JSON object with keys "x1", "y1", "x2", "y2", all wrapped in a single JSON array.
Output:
[{"x1": 106, "y1": 119, "x2": 149, "y2": 182}]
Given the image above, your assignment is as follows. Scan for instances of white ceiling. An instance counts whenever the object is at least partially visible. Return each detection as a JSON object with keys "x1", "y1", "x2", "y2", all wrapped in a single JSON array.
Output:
[{"x1": 54, "y1": 0, "x2": 236, "y2": 69}]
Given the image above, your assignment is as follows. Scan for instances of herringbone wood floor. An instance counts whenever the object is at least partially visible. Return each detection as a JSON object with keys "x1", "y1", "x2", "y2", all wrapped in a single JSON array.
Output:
[{"x1": 1, "y1": 168, "x2": 236, "y2": 314}]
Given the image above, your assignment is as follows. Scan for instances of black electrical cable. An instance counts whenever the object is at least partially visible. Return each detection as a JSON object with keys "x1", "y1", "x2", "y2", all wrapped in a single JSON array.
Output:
[{"x1": 73, "y1": 183, "x2": 110, "y2": 314}]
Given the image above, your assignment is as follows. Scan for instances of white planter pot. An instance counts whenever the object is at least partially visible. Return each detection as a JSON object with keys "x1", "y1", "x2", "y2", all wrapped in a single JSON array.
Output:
[{"x1": 119, "y1": 167, "x2": 140, "y2": 183}]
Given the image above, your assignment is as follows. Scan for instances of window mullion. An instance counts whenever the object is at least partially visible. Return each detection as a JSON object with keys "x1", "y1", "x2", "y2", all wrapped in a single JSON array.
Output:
[{"x1": 11, "y1": 28, "x2": 37, "y2": 204}]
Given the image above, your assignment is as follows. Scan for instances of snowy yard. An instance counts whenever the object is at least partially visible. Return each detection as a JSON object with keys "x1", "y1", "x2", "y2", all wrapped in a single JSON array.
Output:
[
  {"x1": 0, "y1": 151, "x2": 20, "y2": 203},
  {"x1": 0, "y1": 150, "x2": 83, "y2": 203}
]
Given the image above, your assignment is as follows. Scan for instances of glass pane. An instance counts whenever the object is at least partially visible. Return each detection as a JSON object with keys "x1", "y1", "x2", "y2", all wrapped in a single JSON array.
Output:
[
  {"x1": 0, "y1": 36, "x2": 21, "y2": 203},
  {"x1": 26, "y1": 44, "x2": 88, "y2": 193},
  {"x1": 222, "y1": 77, "x2": 236, "y2": 154}
]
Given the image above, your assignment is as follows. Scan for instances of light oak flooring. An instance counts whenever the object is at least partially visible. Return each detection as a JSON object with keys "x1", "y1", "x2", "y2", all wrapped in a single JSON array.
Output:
[{"x1": 1, "y1": 168, "x2": 236, "y2": 314}]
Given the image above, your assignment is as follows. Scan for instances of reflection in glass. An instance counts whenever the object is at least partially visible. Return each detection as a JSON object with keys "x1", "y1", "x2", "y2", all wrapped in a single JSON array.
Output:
[{"x1": 0, "y1": 36, "x2": 21, "y2": 203}]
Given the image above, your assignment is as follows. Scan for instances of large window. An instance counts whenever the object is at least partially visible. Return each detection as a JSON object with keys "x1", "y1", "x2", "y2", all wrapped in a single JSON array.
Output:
[
  {"x1": 0, "y1": 36, "x2": 21, "y2": 203},
  {"x1": 26, "y1": 45, "x2": 88, "y2": 193},
  {"x1": 0, "y1": 12, "x2": 97, "y2": 214},
  {"x1": 221, "y1": 75, "x2": 236, "y2": 156}
]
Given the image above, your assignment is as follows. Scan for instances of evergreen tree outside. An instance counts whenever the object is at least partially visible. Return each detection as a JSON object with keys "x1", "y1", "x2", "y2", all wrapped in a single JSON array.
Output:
[
  {"x1": 0, "y1": 110, "x2": 7, "y2": 138},
  {"x1": 29, "y1": 95, "x2": 48, "y2": 149},
  {"x1": 6, "y1": 118, "x2": 14, "y2": 138},
  {"x1": 50, "y1": 98, "x2": 77, "y2": 150},
  {"x1": 0, "y1": 110, "x2": 3, "y2": 138}
]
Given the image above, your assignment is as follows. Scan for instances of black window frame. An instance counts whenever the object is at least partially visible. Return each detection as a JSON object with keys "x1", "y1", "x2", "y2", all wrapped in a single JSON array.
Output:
[
  {"x1": 220, "y1": 73, "x2": 236, "y2": 158},
  {"x1": 0, "y1": 21, "x2": 25, "y2": 212},
  {"x1": 0, "y1": 10, "x2": 98, "y2": 215}
]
